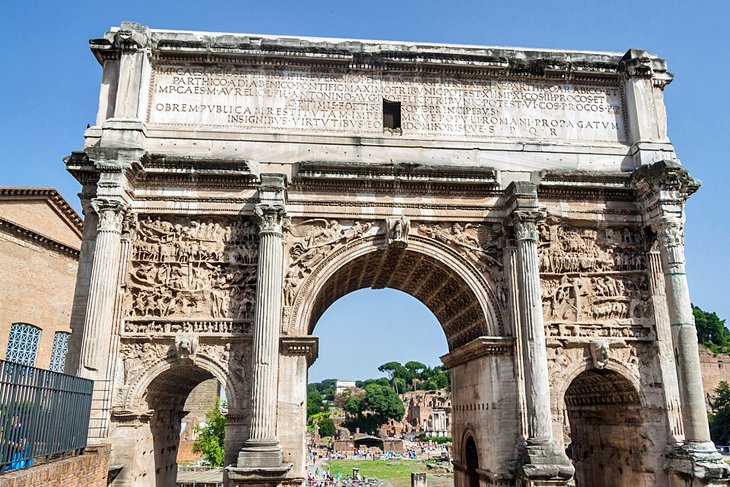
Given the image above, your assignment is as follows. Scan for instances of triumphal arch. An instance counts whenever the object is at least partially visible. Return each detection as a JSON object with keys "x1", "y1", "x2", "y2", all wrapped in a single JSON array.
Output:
[{"x1": 65, "y1": 22, "x2": 729, "y2": 487}]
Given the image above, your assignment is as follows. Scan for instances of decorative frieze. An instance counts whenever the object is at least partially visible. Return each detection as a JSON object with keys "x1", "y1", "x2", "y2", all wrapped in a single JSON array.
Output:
[
  {"x1": 539, "y1": 220, "x2": 654, "y2": 343},
  {"x1": 122, "y1": 319, "x2": 252, "y2": 336},
  {"x1": 124, "y1": 215, "x2": 258, "y2": 322}
]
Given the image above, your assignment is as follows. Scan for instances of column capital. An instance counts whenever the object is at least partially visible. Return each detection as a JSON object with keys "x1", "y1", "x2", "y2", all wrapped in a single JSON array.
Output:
[
  {"x1": 510, "y1": 210, "x2": 544, "y2": 243},
  {"x1": 651, "y1": 216, "x2": 684, "y2": 250},
  {"x1": 254, "y1": 204, "x2": 286, "y2": 235},
  {"x1": 90, "y1": 198, "x2": 128, "y2": 232}
]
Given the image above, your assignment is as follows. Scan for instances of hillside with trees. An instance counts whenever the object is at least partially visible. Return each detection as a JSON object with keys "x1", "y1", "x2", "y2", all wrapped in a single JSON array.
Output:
[
  {"x1": 307, "y1": 360, "x2": 450, "y2": 436},
  {"x1": 693, "y1": 305, "x2": 730, "y2": 354}
]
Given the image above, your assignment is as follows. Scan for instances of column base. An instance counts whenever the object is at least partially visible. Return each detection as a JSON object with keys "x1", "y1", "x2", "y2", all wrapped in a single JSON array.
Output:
[
  {"x1": 515, "y1": 439, "x2": 574, "y2": 486},
  {"x1": 666, "y1": 442, "x2": 730, "y2": 486},
  {"x1": 236, "y1": 439, "x2": 292, "y2": 468},
  {"x1": 226, "y1": 439, "x2": 293, "y2": 486}
]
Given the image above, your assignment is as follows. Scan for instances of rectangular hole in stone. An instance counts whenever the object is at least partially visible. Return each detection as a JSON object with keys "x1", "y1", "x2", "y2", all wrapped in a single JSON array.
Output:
[{"x1": 383, "y1": 99, "x2": 401, "y2": 130}]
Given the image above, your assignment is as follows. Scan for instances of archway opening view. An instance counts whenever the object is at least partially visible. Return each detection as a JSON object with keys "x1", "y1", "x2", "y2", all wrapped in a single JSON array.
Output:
[
  {"x1": 307, "y1": 288, "x2": 454, "y2": 484},
  {"x1": 562, "y1": 368, "x2": 654, "y2": 487},
  {"x1": 109, "y1": 360, "x2": 234, "y2": 487}
]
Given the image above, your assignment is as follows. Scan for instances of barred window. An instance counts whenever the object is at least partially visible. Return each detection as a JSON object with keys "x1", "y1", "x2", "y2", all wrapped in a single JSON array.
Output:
[
  {"x1": 49, "y1": 332, "x2": 70, "y2": 372},
  {"x1": 6, "y1": 323, "x2": 41, "y2": 367}
]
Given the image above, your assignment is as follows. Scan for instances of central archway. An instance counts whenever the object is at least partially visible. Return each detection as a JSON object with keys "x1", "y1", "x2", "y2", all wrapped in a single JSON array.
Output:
[
  {"x1": 281, "y1": 228, "x2": 517, "y2": 484},
  {"x1": 290, "y1": 233, "x2": 505, "y2": 349}
]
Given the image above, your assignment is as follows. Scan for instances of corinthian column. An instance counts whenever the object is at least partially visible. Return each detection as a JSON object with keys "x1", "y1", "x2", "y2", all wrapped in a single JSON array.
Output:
[
  {"x1": 654, "y1": 216, "x2": 711, "y2": 443},
  {"x1": 234, "y1": 175, "x2": 292, "y2": 476},
  {"x1": 633, "y1": 160, "x2": 729, "y2": 481},
  {"x1": 76, "y1": 198, "x2": 127, "y2": 441},
  {"x1": 78, "y1": 199, "x2": 126, "y2": 374},
  {"x1": 507, "y1": 181, "x2": 573, "y2": 485},
  {"x1": 513, "y1": 211, "x2": 554, "y2": 443}
]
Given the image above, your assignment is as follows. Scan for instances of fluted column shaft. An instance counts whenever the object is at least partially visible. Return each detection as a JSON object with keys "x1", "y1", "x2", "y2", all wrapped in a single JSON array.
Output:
[
  {"x1": 513, "y1": 212, "x2": 554, "y2": 442},
  {"x1": 78, "y1": 199, "x2": 125, "y2": 375},
  {"x1": 248, "y1": 204, "x2": 286, "y2": 445},
  {"x1": 655, "y1": 216, "x2": 711, "y2": 443}
]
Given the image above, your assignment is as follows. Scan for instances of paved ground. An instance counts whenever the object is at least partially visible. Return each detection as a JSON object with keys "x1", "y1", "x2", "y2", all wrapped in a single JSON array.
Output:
[{"x1": 176, "y1": 467, "x2": 224, "y2": 485}]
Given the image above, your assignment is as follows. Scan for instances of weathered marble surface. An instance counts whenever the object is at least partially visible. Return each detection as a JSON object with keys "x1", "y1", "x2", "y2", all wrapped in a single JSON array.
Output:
[{"x1": 65, "y1": 22, "x2": 728, "y2": 487}]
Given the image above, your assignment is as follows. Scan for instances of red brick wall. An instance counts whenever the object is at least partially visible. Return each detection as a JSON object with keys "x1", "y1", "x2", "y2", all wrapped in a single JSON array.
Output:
[
  {"x1": 699, "y1": 346, "x2": 730, "y2": 406},
  {"x1": 177, "y1": 379, "x2": 220, "y2": 463},
  {"x1": 0, "y1": 444, "x2": 110, "y2": 487}
]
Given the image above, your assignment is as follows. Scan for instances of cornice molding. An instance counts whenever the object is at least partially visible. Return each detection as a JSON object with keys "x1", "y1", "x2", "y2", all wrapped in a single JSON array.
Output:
[
  {"x1": 292, "y1": 161, "x2": 500, "y2": 196},
  {"x1": 280, "y1": 336, "x2": 319, "y2": 366},
  {"x1": 538, "y1": 169, "x2": 635, "y2": 201},
  {"x1": 441, "y1": 336, "x2": 513, "y2": 368},
  {"x1": 89, "y1": 23, "x2": 671, "y2": 86},
  {"x1": 0, "y1": 187, "x2": 84, "y2": 234},
  {"x1": 0, "y1": 217, "x2": 81, "y2": 259}
]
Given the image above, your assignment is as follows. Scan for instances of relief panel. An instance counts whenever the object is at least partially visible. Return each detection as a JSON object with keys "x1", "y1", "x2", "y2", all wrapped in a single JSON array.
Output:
[
  {"x1": 124, "y1": 216, "x2": 258, "y2": 334},
  {"x1": 539, "y1": 222, "x2": 654, "y2": 342}
]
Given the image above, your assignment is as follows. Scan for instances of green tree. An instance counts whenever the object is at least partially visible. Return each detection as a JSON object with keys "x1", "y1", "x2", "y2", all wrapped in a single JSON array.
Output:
[
  {"x1": 318, "y1": 417, "x2": 336, "y2": 438},
  {"x1": 307, "y1": 390, "x2": 326, "y2": 418},
  {"x1": 343, "y1": 383, "x2": 405, "y2": 435},
  {"x1": 308, "y1": 379, "x2": 337, "y2": 401},
  {"x1": 378, "y1": 361, "x2": 409, "y2": 390},
  {"x1": 192, "y1": 397, "x2": 226, "y2": 467},
  {"x1": 363, "y1": 383, "x2": 405, "y2": 422},
  {"x1": 694, "y1": 305, "x2": 730, "y2": 353},
  {"x1": 709, "y1": 381, "x2": 730, "y2": 444}
]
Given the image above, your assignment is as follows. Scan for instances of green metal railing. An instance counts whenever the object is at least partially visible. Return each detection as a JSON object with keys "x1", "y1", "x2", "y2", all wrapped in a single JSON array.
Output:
[{"x1": 0, "y1": 359, "x2": 92, "y2": 472}]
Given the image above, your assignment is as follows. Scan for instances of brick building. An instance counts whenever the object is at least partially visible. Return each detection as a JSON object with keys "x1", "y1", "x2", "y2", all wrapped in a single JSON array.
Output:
[
  {"x1": 0, "y1": 188, "x2": 82, "y2": 370},
  {"x1": 699, "y1": 346, "x2": 730, "y2": 407}
]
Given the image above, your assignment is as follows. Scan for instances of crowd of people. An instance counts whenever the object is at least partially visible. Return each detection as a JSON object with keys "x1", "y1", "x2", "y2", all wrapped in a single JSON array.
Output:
[{"x1": 304, "y1": 443, "x2": 450, "y2": 487}]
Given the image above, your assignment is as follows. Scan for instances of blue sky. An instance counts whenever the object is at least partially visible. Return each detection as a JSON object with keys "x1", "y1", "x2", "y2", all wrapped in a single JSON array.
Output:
[{"x1": 2, "y1": 1, "x2": 728, "y2": 382}]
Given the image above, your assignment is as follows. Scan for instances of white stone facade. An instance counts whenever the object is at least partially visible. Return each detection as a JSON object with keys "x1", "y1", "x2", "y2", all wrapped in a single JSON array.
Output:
[{"x1": 66, "y1": 22, "x2": 729, "y2": 487}]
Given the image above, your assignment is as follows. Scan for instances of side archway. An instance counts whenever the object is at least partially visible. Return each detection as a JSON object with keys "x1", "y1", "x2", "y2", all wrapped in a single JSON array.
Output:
[
  {"x1": 562, "y1": 367, "x2": 652, "y2": 486},
  {"x1": 111, "y1": 351, "x2": 245, "y2": 487},
  {"x1": 464, "y1": 434, "x2": 480, "y2": 487}
]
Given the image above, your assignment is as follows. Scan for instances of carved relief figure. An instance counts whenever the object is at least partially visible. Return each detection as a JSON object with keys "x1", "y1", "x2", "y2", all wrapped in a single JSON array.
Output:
[
  {"x1": 125, "y1": 216, "x2": 258, "y2": 322},
  {"x1": 285, "y1": 219, "x2": 375, "y2": 305},
  {"x1": 539, "y1": 221, "x2": 654, "y2": 342},
  {"x1": 416, "y1": 222, "x2": 503, "y2": 277},
  {"x1": 590, "y1": 341, "x2": 610, "y2": 369},
  {"x1": 387, "y1": 216, "x2": 410, "y2": 248}
]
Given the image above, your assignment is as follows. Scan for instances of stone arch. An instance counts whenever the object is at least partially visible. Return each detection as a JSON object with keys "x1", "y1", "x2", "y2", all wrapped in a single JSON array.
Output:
[
  {"x1": 289, "y1": 233, "x2": 504, "y2": 348},
  {"x1": 124, "y1": 353, "x2": 241, "y2": 412},
  {"x1": 553, "y1": 351, "x2": 644, "y2": 414},
  {"x1": 113, "y1": 353, "x2": 240, "y2": 487},
  {"x1": 463, "y1": 433, "x2": 480, "y2": 487},
  {"x1": 561, "y1": 366, "x2": 654, "y2": 486}
]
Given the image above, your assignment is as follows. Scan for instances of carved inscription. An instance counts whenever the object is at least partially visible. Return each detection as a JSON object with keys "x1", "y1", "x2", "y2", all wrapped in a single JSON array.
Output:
[
  {"x1": 148, "y1": 66, "x2": 626, "y2": 142},
  {"x1": 125, "y1": 216, "x2": 258, "y2": 325},
  {"x1": 539, "y1": 223, "x2": 653, "y2": 342}
]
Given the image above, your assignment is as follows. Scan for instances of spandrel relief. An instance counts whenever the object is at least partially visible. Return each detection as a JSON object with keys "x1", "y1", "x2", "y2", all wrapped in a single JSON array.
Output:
[
  {"x1": 416, "y1": 222, "x2": 503, "y2": 278},
  {"x1": 284, "y1": 218, "x2": 377, "y2": 306},
  {"x1": 124, "y1": 216, "x2": 259, "y2": 329},
  {"x1": 539, "y1": 222, "x2": 654, "y2": 342}
]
